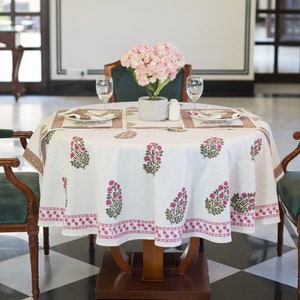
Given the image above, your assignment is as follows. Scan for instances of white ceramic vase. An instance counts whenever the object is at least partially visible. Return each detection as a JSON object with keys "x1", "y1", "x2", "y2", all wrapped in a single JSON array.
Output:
[{"x1": 138, "y1": 96, "x2": 168, "y2": 121}]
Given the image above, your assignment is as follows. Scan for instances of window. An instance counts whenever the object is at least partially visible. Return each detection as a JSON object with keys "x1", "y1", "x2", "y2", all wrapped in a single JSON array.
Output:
[
  {"x1": 255, "y1": 0, "x2": 300, "y2": 82},
  {"x1": 0, "y1": 0, "x2": 49, "y2": 93}
]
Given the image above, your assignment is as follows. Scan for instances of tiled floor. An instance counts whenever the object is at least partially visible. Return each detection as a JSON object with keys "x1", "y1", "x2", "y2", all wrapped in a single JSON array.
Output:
[{"x1": 0, "y1": 86, "x2": 299, "y2": 299}]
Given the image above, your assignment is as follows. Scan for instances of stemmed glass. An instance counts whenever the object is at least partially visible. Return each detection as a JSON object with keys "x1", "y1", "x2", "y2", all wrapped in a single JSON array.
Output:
[
  {"x1": 95, "y1": 76, "x2": 113, "y2": 106},
  {"x1": 186, "y1": 75, "x2": 204, "y2": 111}
]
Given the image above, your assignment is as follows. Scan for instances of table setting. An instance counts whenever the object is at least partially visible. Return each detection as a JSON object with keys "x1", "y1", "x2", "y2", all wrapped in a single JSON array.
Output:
[
  {"x1": 23, "y1": 42, "x2": 284, "y2": 299},
  {"x1": 23, "y1": 43, "x2": 283, "y2": 249}
]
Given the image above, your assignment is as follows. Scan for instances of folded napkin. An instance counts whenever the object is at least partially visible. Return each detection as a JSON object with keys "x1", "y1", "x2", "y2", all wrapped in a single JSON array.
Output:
[
  {"x1": 189, "y1": 109, "x2": 240, "y2": 120},
  {"x1": 181, "y1": 109, "x2": 245, "y2": 128},
  {"x1": 64, "y1": 109, "x2": 116, "y2": 121}
]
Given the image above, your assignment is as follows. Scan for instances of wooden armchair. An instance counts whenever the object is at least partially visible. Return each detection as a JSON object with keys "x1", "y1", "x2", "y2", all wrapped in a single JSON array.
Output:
[
  {"x1": 104, "y1": 60, "x2": 192, "y2": 102},
  {"x1": 0, "y1": 129, "x2": 49, "y2": 300},
  {"x1": 277, "y1": 131, "x2": 300, "y2": 299}
]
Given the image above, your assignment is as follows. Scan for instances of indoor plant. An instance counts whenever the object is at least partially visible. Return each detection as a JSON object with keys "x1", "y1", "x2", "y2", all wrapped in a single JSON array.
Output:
[
  {"x1": 120, "y1": 42, "x2": 185, "y2": 100},
  {"x1": 120, "y1": 42, "x2": 185, "y2": 121}
]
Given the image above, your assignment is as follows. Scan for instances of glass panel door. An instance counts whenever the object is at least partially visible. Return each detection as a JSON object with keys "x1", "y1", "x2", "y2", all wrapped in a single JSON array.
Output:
[
  {"x1": 0, "y1": 0, "x2": 49, "y2": 93},
  {"x1": 255, "y1": 0, "x2": 300, "y2": 82}
]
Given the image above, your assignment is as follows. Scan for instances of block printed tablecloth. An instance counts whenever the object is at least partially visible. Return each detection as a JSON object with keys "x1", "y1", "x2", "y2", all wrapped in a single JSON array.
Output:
[{"x1": 24, "y1": 102, "x2": 283, "y2": 247}]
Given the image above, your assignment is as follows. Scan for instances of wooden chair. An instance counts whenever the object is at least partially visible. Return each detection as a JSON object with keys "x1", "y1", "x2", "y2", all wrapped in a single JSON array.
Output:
[
  {"x1": 0, "y1": 129, "x2": 49, "y2": 300},
  {"x1": 104, "y1": 60, "x2": 192, "y2": 102},
  {"x1": 277, "y1": 131, "x2": 300, "y2": 299}
]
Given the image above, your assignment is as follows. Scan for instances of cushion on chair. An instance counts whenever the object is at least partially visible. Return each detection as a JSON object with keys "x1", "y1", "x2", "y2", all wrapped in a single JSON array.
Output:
[
  {"x1": 159, "y1": 69, "x2": 184, "y2": 100},
  {"x1": 277, "y1": 171, "x2": 300, "y2": 217},
  {"x1": 0, "y1": 172, "x2": 40, "y2": 224},
  {"x1": 112, "y1": 66, "x2": 185, "y2": 102},
  {"x1": 112, "y1": 65, "x2": 147, "y2": 102}
]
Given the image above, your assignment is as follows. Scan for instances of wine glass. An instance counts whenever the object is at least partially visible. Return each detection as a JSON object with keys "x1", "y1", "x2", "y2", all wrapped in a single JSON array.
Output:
[
  {"x1": 186, "y1": 76, "x2": 204, "y2": 111},
  {"x1": 95, "y1": 76, "x2": 113, "y2": 105}
]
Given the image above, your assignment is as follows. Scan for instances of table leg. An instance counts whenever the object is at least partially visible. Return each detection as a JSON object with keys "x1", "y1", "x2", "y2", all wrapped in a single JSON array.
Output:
[
  {"x1": 110, "y1": 246, "x2": 132, "y2": 274},
  {"x1": 110, "y1": 237, "x2": 200, "y2": 278},
  {"x1": 176, "y1": 237, "x2": 200, "y2": 274},
  {"x1": 143, "y1": 240, "x2": 164, "y2": 281},
  {"x1": 95, "y1": 237, "x2": 210, "y2": 299}
]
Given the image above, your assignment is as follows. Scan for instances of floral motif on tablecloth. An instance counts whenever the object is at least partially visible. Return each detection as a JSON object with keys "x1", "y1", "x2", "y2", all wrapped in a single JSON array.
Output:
[
  {"x1": 255, "y1": 202, "x2": 279, "y2": 220},
  {"x1": 70, "y1": 136, "x2": 90, "y2": 169},
  {"x1": 44, "y1": 130, "x2": 55, "y2": 145},
  {"x1": 39, "y1": 206, "x2": 65, "y2": 222},
  {"x1": 126, "y1": 121, "x2": 136, "y2": 127},
  {"x1": 200, "y1": 137, "x2": 224, "y2": 158},
  {"x1": 205, "y1": 181, "x2": 229, "y2": 215},
  {"x1": 105, "y1": 180, "x2": 123, "y2": 219},
  {"x1": 165, "y1": 187, "x2": 188, "y2": 224},
  {"x1": 114, "y1": 130, "x2": 137, "y2": 139},
  {"x1": 62, "y1": 176, "x2": 68, "y2": 208},
  {"x1": 250, "y1": 138, "x2": 262, "y2": 160},
  {"x1": 231, "y1": 192, "x2": 256, "y2": 213},
  {"x1": 64, "y1": 214, "x2": 98, "y2": 229},
  {"x1": 143, "y1": 142, "x2": 163, "y2": 175}
]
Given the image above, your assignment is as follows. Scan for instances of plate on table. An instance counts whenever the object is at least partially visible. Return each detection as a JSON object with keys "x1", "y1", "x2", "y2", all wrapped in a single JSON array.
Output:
[
  {"x1": 189, "y1": 109, "x2": 241, "y2": 122},
  {"x1": 64, "y1": 110, "x2": 117, "y2": 122}
]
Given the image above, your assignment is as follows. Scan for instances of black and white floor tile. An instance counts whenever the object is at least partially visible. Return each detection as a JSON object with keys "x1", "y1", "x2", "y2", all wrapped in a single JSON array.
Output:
[{"x1": 0, "y1": 222, "x2": 297, "y2": 300}]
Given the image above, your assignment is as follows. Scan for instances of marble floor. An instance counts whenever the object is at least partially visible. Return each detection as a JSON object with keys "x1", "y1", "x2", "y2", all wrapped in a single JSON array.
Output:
[{"x1": 0, "y1": 85, "x2": 299, "y2": 299}]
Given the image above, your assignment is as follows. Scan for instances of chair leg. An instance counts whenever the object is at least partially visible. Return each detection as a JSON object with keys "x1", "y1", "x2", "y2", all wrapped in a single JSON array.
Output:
[
  {"x1": 297, "y1": 218, "x2": 300, "y2": 300},
  {"x1": 277, "y1": 203, "x2": 284, "y2": 256},
  {"x1": 43, "y1": 227, "x2": 50, "y2": 255},
  {"x1": 28, "y1": 218, "x2": 40, "y2": 300},
  {"x1": 199, "y1": 238, "x2": 204, "y2": 252},
  {"x1": 89, "y1": 234, "x2": 95, "y2": 252}
]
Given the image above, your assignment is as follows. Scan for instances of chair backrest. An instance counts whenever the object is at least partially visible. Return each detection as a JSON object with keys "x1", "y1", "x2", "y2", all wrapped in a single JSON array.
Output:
[
  {"x1": 104, "y1": 60, "x2": 192, "y2": 102},
  {"x1": 281, "y1": 131, "x2": 300, "y2": 172}
]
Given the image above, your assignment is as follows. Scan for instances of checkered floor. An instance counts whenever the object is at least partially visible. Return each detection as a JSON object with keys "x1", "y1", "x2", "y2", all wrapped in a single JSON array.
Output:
[{"x1": 0, "y1": 221, "x2": 297, "y2": 300}]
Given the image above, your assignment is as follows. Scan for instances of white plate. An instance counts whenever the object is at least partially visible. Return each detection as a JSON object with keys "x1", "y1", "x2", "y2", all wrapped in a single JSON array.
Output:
[
  {"x1": 65, "y1": 111, "x2": 117, "y2": 122},
  {"x1": 189, "y1": 109, "x2": 241, "y2": 122}
]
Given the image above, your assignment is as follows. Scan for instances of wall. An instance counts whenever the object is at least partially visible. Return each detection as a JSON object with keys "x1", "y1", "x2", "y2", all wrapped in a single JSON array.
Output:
[{"x1": 50, "y1": 0, "x2": 256, "y2": 95}]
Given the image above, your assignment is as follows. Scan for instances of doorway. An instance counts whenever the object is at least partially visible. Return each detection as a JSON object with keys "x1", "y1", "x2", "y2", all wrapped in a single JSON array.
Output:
[
  {"x1": 255, "y1": 0, "x2": 300, "y2": 82},
  {"x1": 0, "y1": 0, "x2": 49, "y2": 94}
]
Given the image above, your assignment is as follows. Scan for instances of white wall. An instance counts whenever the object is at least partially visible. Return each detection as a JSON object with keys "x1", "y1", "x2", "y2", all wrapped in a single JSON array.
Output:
[{"x1": 50, "y1": 0, "x2": 255, "y2": 81}]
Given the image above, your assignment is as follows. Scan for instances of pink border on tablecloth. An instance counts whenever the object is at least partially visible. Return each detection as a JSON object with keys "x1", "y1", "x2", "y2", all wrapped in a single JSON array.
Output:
[{"x1": 39, "y1": 202, "x2": 279, "y2": 244}]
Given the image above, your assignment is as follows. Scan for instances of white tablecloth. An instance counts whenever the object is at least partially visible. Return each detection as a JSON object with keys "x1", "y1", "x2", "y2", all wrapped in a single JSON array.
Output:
[{"x1": 24, "y1": 102, "x2": 283, "y2": 247}]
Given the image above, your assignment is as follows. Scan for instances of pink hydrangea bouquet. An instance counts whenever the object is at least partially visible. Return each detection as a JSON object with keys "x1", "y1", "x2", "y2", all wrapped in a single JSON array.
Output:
[{"x1": 120, "y1": 42, "x2": 185, "y2": 100}]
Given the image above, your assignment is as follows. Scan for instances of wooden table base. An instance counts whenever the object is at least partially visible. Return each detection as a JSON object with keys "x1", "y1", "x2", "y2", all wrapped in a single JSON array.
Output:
[{"x1": 95, "y1": 251, "x2": 210, "y2": 300}]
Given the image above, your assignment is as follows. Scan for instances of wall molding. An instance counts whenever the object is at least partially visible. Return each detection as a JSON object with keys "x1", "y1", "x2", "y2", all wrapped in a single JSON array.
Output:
[{"x1": 55, "y1": 0, "x2": 252, "y2": 76}]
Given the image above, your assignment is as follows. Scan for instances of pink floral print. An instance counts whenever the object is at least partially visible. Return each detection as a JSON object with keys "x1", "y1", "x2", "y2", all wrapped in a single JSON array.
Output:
[
  {"x1": 250, "y1": 138, "x2": 262, "y2": 160},
  {"x1": 105, "y1": 180, "x2": 123, "y2": 219},
  {"x1": 143, "y1": 142, "x2": 163, "y2": 175},
  {"x1": 205, "y1": 181, "x2": 229, "y2": 215},
  {"x1": 70, "y1": 136, "x2": 90, "y2": 169},
  {"x1": 231, "y1": 192, "x2": 256, "y2": 213},
  {"x1": 165, "y1": 187, "x2": 188, "y2": 224},
  {"x1": 200, "y1": 137, "x2": 224, "y2": 158},
  {"x1": 62, "y1": 176, "x2": 68, "y2": 208}
]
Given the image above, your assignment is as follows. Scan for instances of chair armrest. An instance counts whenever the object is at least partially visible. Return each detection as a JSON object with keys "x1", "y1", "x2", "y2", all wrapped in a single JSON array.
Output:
[
  {"x1": 293, "y1": 131, "x2": 300, "y2": 140},
  {"x1": 0, "y1": 132, "x2": 37, "y2": 210},
  {"x1": 12, "y1": 130, "x2": 33, "y2": 139},
  {"x1": 0, "y1": 158, "x2": 20, "y2": 168},
  {"x1": 0, "y1": 129, "x2": 33, "y2": 150},
  {"x1": 281, "y1": 131, "x2": 300, "y2": 172},
  {"x1": 12, "y1": 130, "x2": 33, "y2": 149}
]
